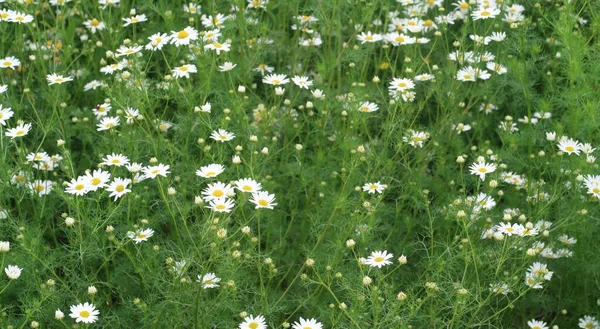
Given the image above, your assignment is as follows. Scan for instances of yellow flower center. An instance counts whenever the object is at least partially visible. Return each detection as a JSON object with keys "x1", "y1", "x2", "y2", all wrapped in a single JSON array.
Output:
[
  {"x1": 212, "y1": 190, "x2": 224, "y2": 197},
  {"x1": 478, "y1": 168, "x2": 488, "y2": 173},
  {"x1": 111, "y1": 159, "x2": 121, "y2": 164},
  {"x1": 374, "y1": 256, "x2": 385, "y2": 262},
  {"x1": 179, "y1": 66, "x2": 188, "y2": 72},
  {"x1": 137, "y1": 233, "x2": 146, "y2": 240},
  {"x1": 258, "y1": 199, "x2": 268, "y2": 207},
  {"x1": 75, "y1": 184, "x2": 85, "y2": 191},
  {"x1": 34, "y1": 184, "x2": 45, "y2": 192},
  {"x1": 365, "y1": 35, "x2": 374, "y2": 41},
  {"x1": 80, "y1": 311, "x2": 90, "y2": 318},
  {"x1": 152, "y1": 169, "x2": 160, "y2": 175},
  {"x1": 91, "y1": 178, "x2": 101, "y2": 185},
  {"x1": 115, "y1": 185, "x2": 125, "y2": 192},
  {"x1": 177, "y1": 30, "x2": 189, "y2": 39},
  {"x1": 243, "y1": 185, "x2": 252, "y2": 191},
  {"x1": 272, "y1": 79, "x2": 280, "y2": 85},
  {"x1": 2, "y1": 61, "x2": 11, "y2": 67},
  {"x1": 205, "y1": 171, "x2": 216, "y2": 177},
  {"x1": 565, "y1": 146, "x2": 574, "y2": 152},
  {"x1": 90, "y1": 19, "x2": 99, "y2": 26},
  {"x1": 216, "y1": 204, "x2": 226, "y2": 210},
  {"x1": 463, "y1": 74, "x2": 472, "y2": 80},
  {"x1": 480, "y1": 10, "x2": 490, "y2": 16},
  {"x1": 16, "y1": 130, "x2": 25, "y2": 136},
  {"x1": 214, "y1": 43, "x2": 222, "y2": 49},
  {"x1": 249, "y1": 322, "x2": 259, "y2": 329},
  {"x1": 460, "y1": 2, "x2": 469, "y2": 9},
  {"x1": 55, "y1": 78, "x2": 64, "y2": 83}
]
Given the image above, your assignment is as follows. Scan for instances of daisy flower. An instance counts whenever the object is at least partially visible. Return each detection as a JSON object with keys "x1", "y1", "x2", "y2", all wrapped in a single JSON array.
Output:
[
  {"x1": 29, "y1": 180, "x2": 54, "y2": 196},
  {"x1": 170, "y1": 26, "x2": 198, "y2": 47},
  {"x1": 362, "y1": 182, "x2": 387, "y2": 194},
  {"x1": 365, "y1": 250, "x2": 394, "y2": 268},
  {"x1": 204, "y1": 41, "x2": 231, "y2": 55},
  {"x1": 96, "y1": 116, "x2": 120, "y2": 131},
  {"x1": 357, "y1": 31, "x2": 382, "y2": 43},
  {"x1": 197, "y1": 272, "x2": 221, "y2": 288},
  {"x1": 100, "y1": 63, "x2": 125, "y2": 75},
  {"x1": 8, "y1": 12, "x2": 34, "y2": 24},
  {"x1": 196, "y1": 163, "x2": 225, "y2": 178},
  {"x1": 84, "y1": 169, "x2": 111, "y2": 191},
  {"x1": 0, "y1": 56, "x2": 21, "y2": 70},
  {"x1": 292, "y1": 318, "x2": 323, "y2": 329},
  {"x1": 469, "y1": 161, "x2": 497, "y2": 181},
  {"x1": 145, "y1": 32, "x2": 170, "y2": 51},
  {"x1": 206, "y1": 197, "x2": 235, "y2": 213},
  {"x1": 183, "y1": 3, "x2": 200, "y2": 14},
  {"x1": 143, "y1": 164, "x2": 170, "y2": 179},
  {"x1": 47, "y1": 73, "x2": 74, "y2": 85},
  {"x1": 93, "y1": 103, "x2": 111, "y2": 117},
  {"x1": 0, "y1": 105, "x2": 14, "y2": 125},
  {"x1": 202, "y1": 182, "x2": 235, "y2": 201},
  {"x1": 557, "y1": 137, "x2": 582, "y2": 155},
  {"x1": 239, "y1": 314, "x2": 267, "y2": 329},
  {"x1": 116, "y1": 45, "x2": 143, "y2": 57},
  {"x1": 128, "y1": 228, "x2": 154, "y2": 243},
  {"x1": 456, "y1": 67, "x2": 477, "y2": 82},
  {"x1": 292, "y1": 76, "x2": 313, "y2": 89},
  {"x1": 5, "y1": 265, "x2": 22, "y2": 280},
  {"x1": 210, "y1": 129, "x2": 235, "y2": 142},
  {"x1": 472, "y1": 6, "x2": 501, "y2": 20},
  {"x1": 69, "y1": 302, "x2": 99, "y2": 324},
  {"x1": 84, "y1": 80, "x2": 104, "y2": 91},
  {"x1": 263, "y1": 74, "x2": 289, "y2": 86},
  {"x1": 253, "y1": 63, "x2": 274, "y2": 76},
  {"x1": 106, "y1": 178, "x2": 132, "y2": 200},
  {"x1": 5, "y1": 122, "x2": 32, "y2": 138},
  {"x1": 101, "y1": 153, "x2": 130, "y2": 167},
  {"x1": 218, "y1": 61, "x2": 237, "y2": 72},
  {"x1": 49, "y1": 0, "x2": 72, "y2": 5},
  {"x1": 65, "y1": 177, "x2": 91, "y2": 196},
  {"x1": 172, "y1": 64, "x2": 197, "y2": 79},
  {"x1": 235, "y1": 178, "x2": 262, "y2": 193},
  {"x1": 83, "y1": 18, "x2": 105, "y2": 33},
  {"x1": 250, "y1": 191, "x2": 277, "y2": 209},
  {"x1": 201, "y1": 13, "x2": 227, "y2": 28},
  {"x1": 122, "y1": 14, "x2": 147, "y2": 27},
  {"x1": 358, "y1": 101, "x2": 379, "y2": 113},
  {"x1": 578, "y1": 316, "x2": 599, "y2": 329}
]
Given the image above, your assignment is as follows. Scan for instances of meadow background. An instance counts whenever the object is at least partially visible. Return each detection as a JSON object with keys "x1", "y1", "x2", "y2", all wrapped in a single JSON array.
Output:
[{"x1": 0, "y1": 0, "x2": 599, "y2": 328}]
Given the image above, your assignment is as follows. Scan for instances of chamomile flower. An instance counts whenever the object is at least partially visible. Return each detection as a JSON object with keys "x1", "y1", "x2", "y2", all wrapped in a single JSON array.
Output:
[
  {"x1": 65, "y1": 177, "x2": 91, "y2": 196},
  {"x1": 357, "y1": 31, "x2": 382, "y2": 43},
  {"x1": 204, "y1": 41, "x2": 231, "y2": 55},
  {"x1": 4, "y1": 265, "x2": 22, "y2": 280},
  {"x1": 128, "y1": 228, "x2": 154, "y2": 243},
  {"x1": 115, "y1": 45, "x2": 142, "y2": 57},
  {"x1": 101, "y1": 153, "x2": 130, "y2": 167},
  {"x1": 292, "y1": 318, "x2": 323, "y2": 329},
  {"x1": 170, "y1": 26, "x2": 199, "y2": 47},
  {"x1": 263, "y1": 74, "x2": 289, "y2": 86},
  {"x1": 197, "y1": 272, "x2": 221, "y2": 288},
  {"x1": 84, "y1": 80, "x2": 104, "y2": 91},
  {"x1": 172, "y1": 64, "x2": 197, "y2": 79},
  {"x1": 210, "y1": 129, "x2": 235, "y2": 142},
  {"x1": 83, "y1": 18, "x2": 105, "y2": 33},
  {"x1": 69, "y1": 303, "x2": 99, "y2": 324},
  {"x1": 235, "y1": 178, "x2": 262, "y2": 193},
  {"x1": 96, "y1": 116, "x2": 120, "y2": 131},
  {"x1": 362, "y1": 182, "x2": 387, "y2": 194},
  {"x1": 47, "y1": 73, "x2": 74, "y2": 85},
  {"x1": 292, "y1": 76, "x2": 313, "y2": 89},
  {"x1": 206, "y1": 197, "x2": 235, "y2": 213},
  {"x1": 0, "y1": 56, "x2": 21, "y2": 70},
  {"x1": 84, "y1": 169, "x2": 111, "y2": 191},
  {"x1": 202, "y1": 182, "x2": 235, "y2": 201},
  {"x1": 201, "y1": 13, "x2": 227, "y2": 28},
  {"x1": 143, "y1": 164, "x2": 170, "y2": 179},
  {"x1": 578, "y1": 316, "x2": 599, "y2": 329},
  {"x1": 145, "y1": 32, "x2": 170, "y2": 51},
  {"x1": 365, "y1": 250, "x2": 394, "y2": 268},
  {"x1": 239, "y1": 315, "x2": 267, "y2": 329},
  {"x1": 469, "y1": 161, "x2": 497, "y2": 181},
  {"x1": 196, "y1": 163, "x2": 225, "y2": 178},
  {"x1": 527, "y1": 319, "x2": 548, "y2": 329},
  {"x1": 5, "y1": 122, "x2": 32, "y2": 138},
  {"x1": 93, "y1": 103, "x2": 111, "y2": 117},
  {"x1": 472, "y1": 6, "x2": 501, "y2": 20},
  {"x1": 218, "y1": 61, "x2": 237, "y2": 72},
  {"x1": 0, "y1": 105, "x2": 14, "y2": 125},
  {"x1": 250, "y1": 191, "x2": 277, "y2": 209},
  {"x1": 557, "y1": 138, "x2": 582, "y2": 155},
  {"x1": 183, "y1": 3, "x2": 200, "y2": 14},
  {"x1": 106, "y1": 178, "x2": 132, "y2": 200},
  {"x1": 122, "y1": 14, "x2": 147, "y2": 27},
  {"x1": 358, "y1": 101, "x2": 379, "y2": 113},
  {"x1": 29, "y1": 180, "x2": 54, "y2": 196}
]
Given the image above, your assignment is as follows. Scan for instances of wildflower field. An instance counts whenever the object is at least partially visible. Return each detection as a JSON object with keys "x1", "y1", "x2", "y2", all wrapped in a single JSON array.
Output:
[{"x1": 1, "y1": 0, "x2": 600, "y2": 328}]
